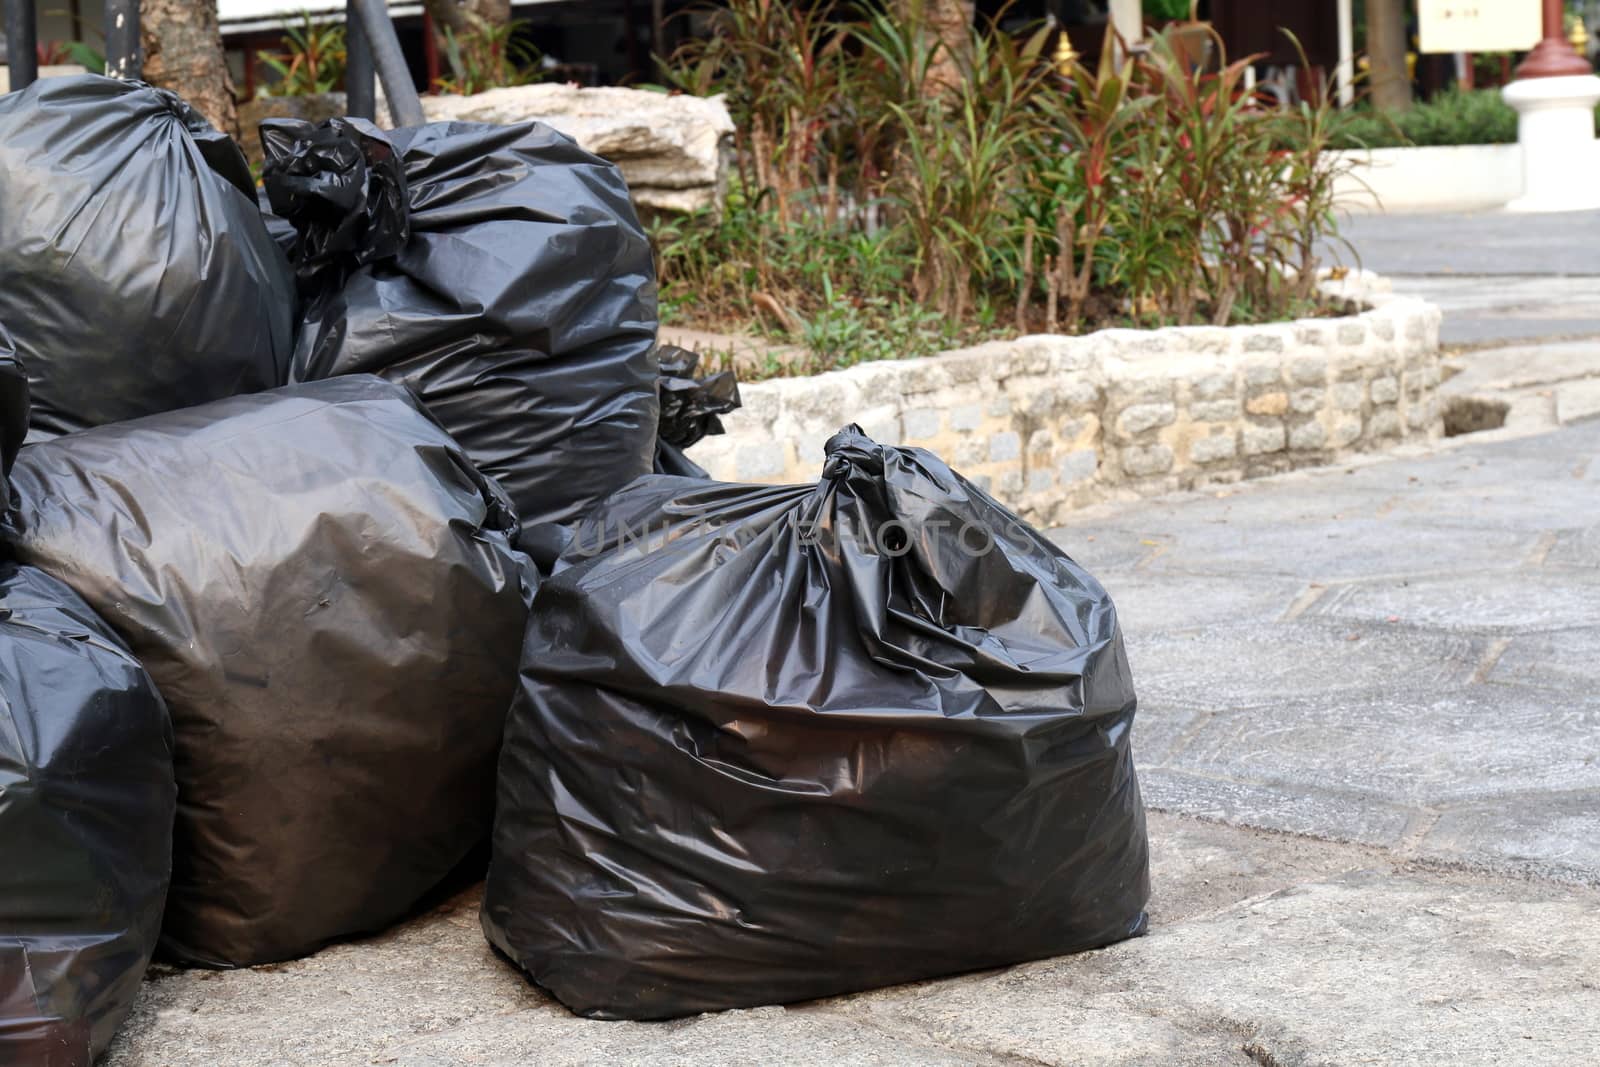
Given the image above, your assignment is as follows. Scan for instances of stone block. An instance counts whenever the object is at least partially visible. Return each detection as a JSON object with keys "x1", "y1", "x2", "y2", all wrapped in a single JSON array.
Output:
[
  {"x1": 1191, "y1": 372, "x2": 1235, "y2": 400},
  {"x1": 1183, "y1": 328, "x2": 1235, "y2": 354},
  {"x1": 949, "y1": 402, "x2": 984, "y2": 431},
  {"x1": 1328, "y1": 415, "x2": 1363, "y2": 448},
  {"x1": 1294, "y1": 322, "x2": 1331, "y2": 347},
  {"x1": 1190, "y1": 399, "x2": 1242, "y2": 422},
  {"x1": 1058, "y1": 449, "x2": 1098, "y2": 484},
  {"x1": 1027, "y1": 429, "x2": 1054, "y2": 455},
  {"x1": 1291, "y1": 388, "x2": 1326, "y2": 414},
  {"x1": 1027, "y1": 468, "x2": 1055, "y2": 493},
  {"x1": 901, "y1": 407, "x2": 941, "y2": 441},
  {"x1": 736, "y1": 442, "x2": 788, "y2": 480},
  {"x1": 1332, "y1": 382, "x2": 1364, "y2": 411},
  {"x1": 988, "y1": 431, "x2": 1021, "y2": 462},
  {"x1": 1242, "y1": 331, "x2": 1285, "y2": 354},
  {"x1": 1289, "y1": 420, "x2": 1328, "y2": 451},
  {"x1": 1244, "y1": 361, "x2": 1283, "y2": 388},
  {"x1": 1370, "y1": 376, "x2": 1400, "y2": 405},
  {"x1": 955, "y1": 439, "x2": 987, "y2": 466},
  {"x1": 998, "y1": 470, "x2": 1024, "y2": 495},
  {"x1": 1289, "y1": 357, "x2": 1328, "y2": 386},
  {"x1": 1246, "y1": 392, "x2": 1289, "y2": 416},
  {"x1": 1370, "y1": 316, "x2": 1396, "y2": 341},
  {"x1": 1059, "y1": 378, "x2": 1102, "y2": 412},
  {"x1": 1337, "y1": 322, "x2": 1367, "y2": 346},
  {"x1": 1116, "y1": 402, "x2": 1178, "y2": 437},
  {"x1": 1243, "y1": 423, "x2": 1287, "y2": 455},
  {"x1": 1189, "y1": 433, "x2": 1238, "y2": 464},
  {"x1": 1367, "y1": 408, "x2": 1402, "y2": 438},
  {"x1": 1122, "y1": 444, "x2": 1175, "y2": 477}
]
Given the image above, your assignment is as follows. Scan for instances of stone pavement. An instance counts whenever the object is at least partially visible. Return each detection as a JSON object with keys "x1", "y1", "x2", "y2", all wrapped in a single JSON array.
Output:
[
  {"x1": 107, "y1": 417, "x2": 1600, "y2": 1066},
  {"x1": 1328, "y1": 211, "x2": 1600, "y2": 346}
]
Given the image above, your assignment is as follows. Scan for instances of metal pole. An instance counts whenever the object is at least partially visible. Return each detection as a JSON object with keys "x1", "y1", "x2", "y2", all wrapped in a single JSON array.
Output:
[
  {"x1": 346, "y1": 0, "x2": 422, "y2": 127},
  {"x1": 5, "y1": 0, "x2": 39, "y2": 90},
  {"x1": 104, "y1": 0, "x2": 140, "y2": 80},
  {"x1": 346, "y1": 0, "x2": 375, "y2": 120},
  {"x1": 1516, "y1": 0, "x2": 1593, "y2": 78}
]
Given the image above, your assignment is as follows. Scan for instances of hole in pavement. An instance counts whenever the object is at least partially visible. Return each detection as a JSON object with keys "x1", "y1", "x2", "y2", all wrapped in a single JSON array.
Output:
[{"x1": 1442, "y1": 395, "x2": 1510, "y2": 437}]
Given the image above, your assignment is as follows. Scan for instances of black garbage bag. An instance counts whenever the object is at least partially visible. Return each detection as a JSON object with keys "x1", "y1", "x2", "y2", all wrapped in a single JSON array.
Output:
[
  {"x1": 483, "y1": 426, "x2": 1150, "y2": 1020},
  {"x1": 0, "y1": 75, "x2": 294, "y2": 441},
  {"x1": 0, "y1": 327, "x2": 28, "y2": 502},
  {"x1": 1, "y1": 563, "x2": 175, "y2": 1065},
  {"x1": 3, "y1": 376, "x2": 530, "y2": 968},
  {"x1": 261, "y1": 116, "x2": 659, "y2": 532},
  {"x1": 653, "y1": 344, "x2": 740, "y2": 478}
]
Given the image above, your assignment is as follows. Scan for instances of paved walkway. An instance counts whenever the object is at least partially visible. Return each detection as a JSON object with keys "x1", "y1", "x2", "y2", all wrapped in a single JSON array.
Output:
[
  {"x1": 1329, "y1": 211, "x2": 1600, "y2": 346},
  {"x1": 108, "y1": 417, "x2": 1600, "y2": 1066}
]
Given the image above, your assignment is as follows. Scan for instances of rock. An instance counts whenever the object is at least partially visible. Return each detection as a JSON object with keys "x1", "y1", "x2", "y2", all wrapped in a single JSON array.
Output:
[{"x1": 419, "y1": 84, "x2": 734, "y2": 215}]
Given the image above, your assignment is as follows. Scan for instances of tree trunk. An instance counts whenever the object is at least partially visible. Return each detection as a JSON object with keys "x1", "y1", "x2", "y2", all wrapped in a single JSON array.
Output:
[
  {"x1": 141, "y1": 0, "x2": 239, "y2": 138},
  {"x1": 1366, "y1": 0, "x2": 1412, "y2": 112},
  {"x1": 425, "y1": 0, "x2": 512, "y2": 38},
  {"x1": 897, "y1": 0, "x2": 975, "y2": 97}
]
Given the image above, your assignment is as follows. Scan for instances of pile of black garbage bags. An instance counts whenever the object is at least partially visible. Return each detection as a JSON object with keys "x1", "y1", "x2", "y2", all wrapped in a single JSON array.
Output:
[{"x1": 0, "y1": 75, "x2": 1149, "y2": 1061}]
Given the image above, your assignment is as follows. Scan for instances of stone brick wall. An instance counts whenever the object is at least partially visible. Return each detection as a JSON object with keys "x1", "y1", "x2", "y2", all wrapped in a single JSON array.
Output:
[{"x1": 685, "y1": 294, "x2": 1443, "y2": 525}]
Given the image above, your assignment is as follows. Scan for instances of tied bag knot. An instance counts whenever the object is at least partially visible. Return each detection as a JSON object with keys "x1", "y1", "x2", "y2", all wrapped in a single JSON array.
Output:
[{"x1": 261, "y1": 117, "x2": 410, "y2": 289}]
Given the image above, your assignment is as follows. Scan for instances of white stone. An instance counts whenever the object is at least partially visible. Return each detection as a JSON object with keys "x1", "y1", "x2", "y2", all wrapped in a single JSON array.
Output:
[
  {"x1": 989, "y1": 432, "x2": 1022, "y2": 462},
  {"x1": 1332, "y1": 383, "x2": 1365, "y2": 411},
  {"x1": 901, "y1": 408, "x2": 941, "y2": 441},
  {"x1": 1116, "y1": 402, "x2": 1178, "y2": 437},
  {"x1": 1329, "y1": 415, "x2": 1363, "y2": 448},
  {"x1": 1122, "y1": 444, "x2": 1175, "y2": 477},
  {"x1": 736, "y1": 443, "x2": 787, "y2": 480},
  {"x1": 1191, "y1": 399, "x2": 1242, "y2": 423},
  {"x1": 1059, "y1": 450, "x2": 1099, "y2": 484},
  {"x1": 1368, "y1": 409, "x2": 1403, "y2": 438},
  {"x1": 1190, "y1": 434, "x2": 1238, "y2": 464},
  {"x1": 1370, "y1": 377, "x2": 1400, "y2": 405},
  {"x1": 418, "y1": 84, "x2": 735, "y2": 215},
  {"x1": 1290, "y1": 420, "x2": 1328, "y2": 450},
  {"x1": 1291, "y1": 388, "x2": 1326, "y2": 415},
  {"x1": 1243, "y1": 424, "x2": 1287, "y2": 456},
  {"x1": 1502, "y1": 75, "x2": 1600, "y2": 214},
  {"x1": 950, "y1": 403, "x2": 984, "y2": 431}
]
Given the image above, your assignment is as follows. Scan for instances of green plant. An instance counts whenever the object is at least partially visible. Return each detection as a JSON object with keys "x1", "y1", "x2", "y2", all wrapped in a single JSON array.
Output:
[
  {"x1": 874, "y1": 11, "x2": 1052, "y2": 317},
  {"x1": 654, "y1": 2, "x2": 1350, "y2": 376},
  {"x1": 1143, "y1": 0, "x2": 1195, "y2": 20},
  {"x1": 258, "y1": 13, "x2": 346, "y2": 97},
  {"x1": 1331, "y1": 87, "x2": 1518, "y2": 147},
  {"x1": 61, "y1": 41, "x2": 104, "y2": 73},
  {"x1": 437, "y1": 16, "x2": 542, "y2": 96}
]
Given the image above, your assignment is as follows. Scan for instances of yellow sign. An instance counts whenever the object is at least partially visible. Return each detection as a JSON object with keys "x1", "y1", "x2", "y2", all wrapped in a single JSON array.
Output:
[{"x1": 1417, "y1": 0, "x2": 1542, "y2": 54}]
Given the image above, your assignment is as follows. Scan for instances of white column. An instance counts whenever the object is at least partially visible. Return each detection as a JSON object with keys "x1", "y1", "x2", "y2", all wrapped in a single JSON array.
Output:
[
  {"x1": 1109, "y1": 0, "x2": 1142, "y2": 64},
  {"x1": 1337, "y1": 0, "x2": 1355, "y2": 107},
  {"x1": 1502, "y1": 74, "x2": 1600, "y2": 212}
]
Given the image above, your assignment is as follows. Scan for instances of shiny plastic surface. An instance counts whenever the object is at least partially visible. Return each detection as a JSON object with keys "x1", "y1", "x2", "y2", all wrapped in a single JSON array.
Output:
[
  {"x1": 483, "y1": 426, "x2": 1150, "y2": 1020},
  {"x1": 4, "y1": 377, "x2": 529, "y2": 968},
  {"x1": 261, "y1": 116, "x2": 660, "y2": 532},
  {"x1": 652, "y1": 344, "x2": 741, "y2": 478},
  {"x1": 0, "y1": 75, "x2": 295, "y2": 441},
  {"x1": 0, "y1": 564, "x2": 175, "y2": 1065}
]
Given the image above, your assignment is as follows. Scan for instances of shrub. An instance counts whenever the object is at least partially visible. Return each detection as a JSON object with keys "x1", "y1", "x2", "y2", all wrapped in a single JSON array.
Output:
[
  {"x1": 658, "y1": 2, "x2": 1350, "y2": 372},
  {"x1": 1331, "y1": 87, "x2": 1517, "y2": 148},
  {"x1": 258, "y1": 13, "x2": 346, "y2": 97}
]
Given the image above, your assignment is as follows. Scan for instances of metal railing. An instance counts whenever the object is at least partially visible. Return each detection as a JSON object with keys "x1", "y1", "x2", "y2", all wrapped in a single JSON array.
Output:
[{"x1": 2, "y1": 0, "x2": 422, "y2": 127}]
